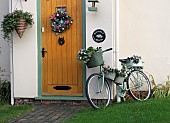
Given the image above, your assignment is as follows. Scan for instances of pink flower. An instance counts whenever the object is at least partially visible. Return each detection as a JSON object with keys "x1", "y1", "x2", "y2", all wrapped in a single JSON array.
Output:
[
  {"x1": 54, "y1": 25, "x2": 59, "y2": 30},
  {"x1": 64, "y1": 12, "x2": 68, "y2": 15},
  {"x1": 65, "y1": 20, "x2": 70, "y2": 24},
  {"x1": 51, "y1": 14, "x2": 56, "y2": 20}
]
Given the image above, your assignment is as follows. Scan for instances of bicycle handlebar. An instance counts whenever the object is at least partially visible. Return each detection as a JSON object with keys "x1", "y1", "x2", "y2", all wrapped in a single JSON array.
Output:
[{"x1": 102, "y1": 48, "x2": 113, "y2": 53}]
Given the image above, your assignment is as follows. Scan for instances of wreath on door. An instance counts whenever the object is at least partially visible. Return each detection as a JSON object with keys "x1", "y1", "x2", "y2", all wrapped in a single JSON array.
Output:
[{"x1": 50, "y1": 11, "x2": 73, "y2": 35}]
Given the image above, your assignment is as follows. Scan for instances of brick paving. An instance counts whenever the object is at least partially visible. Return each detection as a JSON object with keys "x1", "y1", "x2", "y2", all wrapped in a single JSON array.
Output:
[{"x1": 10, "y1": 104, "x2": 83, "y2": 123}]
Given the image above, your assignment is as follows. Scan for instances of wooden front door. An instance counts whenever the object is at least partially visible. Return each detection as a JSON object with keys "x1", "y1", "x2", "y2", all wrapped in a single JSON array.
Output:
[{"x1": 41, "y1": 0, "x2": 83, "y2": 96}]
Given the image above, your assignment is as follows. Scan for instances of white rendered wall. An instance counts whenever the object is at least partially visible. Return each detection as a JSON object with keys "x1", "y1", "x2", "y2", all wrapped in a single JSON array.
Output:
[
  {"x1": 86, "y1": 0, "x2": 114, "y2": 97},
  {"x1": 0, "y1": 0, "x2": 10, "y2": 80},
  {"x1": 120, "y1": 0, "x2": 170, "y2": 84},
  {"x1": 86, "y1": 0, "x2": 114, "y2": 75},
  {"x1": 11, "y1": 0, "x2": 170, "y2": 97},
  {"x1": 12, "y1": 0, "x2": 114, "y2": 98},
  {"x1": 12, "y1": 0, "x2": 38, "y2": 98}
]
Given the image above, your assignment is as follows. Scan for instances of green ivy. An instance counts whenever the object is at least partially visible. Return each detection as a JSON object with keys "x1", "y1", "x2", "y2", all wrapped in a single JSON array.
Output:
[
  {"x1": 0, "y1": 80, "x2": 10, "y2": 102},
  {"x1": 1, "y1": 10, "x2": 34, "y2": 42}
]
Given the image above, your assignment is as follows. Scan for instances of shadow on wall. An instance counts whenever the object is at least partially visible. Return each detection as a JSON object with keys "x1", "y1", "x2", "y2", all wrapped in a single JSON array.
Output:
[
  {"x1": 0, "y1": 37, "x2": 10, "y2": 81},
  {"x1": 0, "y1": 47, "x2": 10, "y2": 81}
]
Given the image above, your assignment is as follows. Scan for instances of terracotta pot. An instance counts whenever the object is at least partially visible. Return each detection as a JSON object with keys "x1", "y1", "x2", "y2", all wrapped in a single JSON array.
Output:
[{"x1": 15, "y1": 19, "x2": 27, "y2": 38}]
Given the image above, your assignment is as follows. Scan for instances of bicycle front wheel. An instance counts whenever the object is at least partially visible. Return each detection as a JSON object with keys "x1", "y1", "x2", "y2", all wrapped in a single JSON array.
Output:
[
  {"x1": 127, "y1": 70, "x2": 151, "y2": 101},
  {"x1": 86, "y1": 73, "x2": 111, "y2": 109}
]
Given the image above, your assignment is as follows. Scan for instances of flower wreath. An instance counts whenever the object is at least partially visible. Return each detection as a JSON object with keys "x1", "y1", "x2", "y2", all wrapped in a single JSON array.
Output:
[{"x1": 50, "y1": 11, "x2": 73, "y2": 35}]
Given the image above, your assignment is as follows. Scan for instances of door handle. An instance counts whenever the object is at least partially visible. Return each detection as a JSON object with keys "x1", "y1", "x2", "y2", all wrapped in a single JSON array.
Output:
[{"x1": 41, "y1": 47, "x2": 47, "y2": 58}]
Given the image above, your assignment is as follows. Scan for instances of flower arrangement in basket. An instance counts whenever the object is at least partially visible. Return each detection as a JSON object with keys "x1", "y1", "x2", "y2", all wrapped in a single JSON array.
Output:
[
  {"x1": 1, "y1": 10, "x2": 34, "y2": 41},
  {"x1": 114, "y1": 64, "x2": 127, "y2": 84},
  {"x1": 77, "y1": 46, "x2": 104, "y2": 68},
  {"x1": 104, "y1": 66, "x2": 116, "y2": 81},
  {"x1": 124, "y1": 55, "x2": 143, "y2": 69}
]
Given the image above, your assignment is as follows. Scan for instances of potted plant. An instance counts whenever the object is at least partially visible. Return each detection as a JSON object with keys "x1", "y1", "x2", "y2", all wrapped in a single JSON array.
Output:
[
  {"x1": 77, "y1": 46, "x2": 104, "y2": 68},
  {"x1": 151, "y1": 74, "x2": 170, "y2": 98},
  {"x1": 114, "y1": 65, "x2": 127, "y2": 84},
  {"x1": 104, "y1": 66, "x2": 116, "y2": 80},
  {"x1": 1, "y1": 10, "x2": 34, "y2": 41}
]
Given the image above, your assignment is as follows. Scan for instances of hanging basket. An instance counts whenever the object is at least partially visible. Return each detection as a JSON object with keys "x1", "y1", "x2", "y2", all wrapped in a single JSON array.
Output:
[
  {"x1": 105, "y1": 71, "x2": 116, "y2": 80},
  {"x1": 86, "y1": 51, "x2": 104, "y2": 68},
  {"x1": 15, "y1": 19, "x2": 27, "y2": 38}
]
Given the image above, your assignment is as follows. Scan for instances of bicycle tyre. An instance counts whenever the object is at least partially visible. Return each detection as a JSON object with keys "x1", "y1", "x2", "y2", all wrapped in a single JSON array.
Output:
[
  {"x1": 127, "y1": 70, "x2": 151, "y2": 101},
  {"x1": 86, "y1": 73, "x2": 111, "y2": 109}
]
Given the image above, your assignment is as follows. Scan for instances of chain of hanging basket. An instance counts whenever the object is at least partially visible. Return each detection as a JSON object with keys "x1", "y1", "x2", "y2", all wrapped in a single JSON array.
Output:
[{"x1": 50, "y1": 11, "x2": 73, "y2": 35}]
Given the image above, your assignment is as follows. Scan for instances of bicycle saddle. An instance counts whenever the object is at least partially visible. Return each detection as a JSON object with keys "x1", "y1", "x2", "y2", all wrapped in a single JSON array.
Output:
[{"x1": 119, "y1": 58, "x2": 130, "y2": 63}]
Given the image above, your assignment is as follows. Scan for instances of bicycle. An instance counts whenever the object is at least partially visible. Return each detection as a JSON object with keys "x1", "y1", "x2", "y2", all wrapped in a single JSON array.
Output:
[{"x1": 85, "y1": 48, "x2": 151, "y2": 109}]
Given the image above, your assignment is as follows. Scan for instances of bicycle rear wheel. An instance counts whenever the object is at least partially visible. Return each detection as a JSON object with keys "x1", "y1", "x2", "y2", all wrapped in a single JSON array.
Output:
[
  {"x1": 127, "y1": 70, "x2": 151, "y2": 101},
  {"x1": 86, "y1": 73, "x2": 111, "y2": 109}
]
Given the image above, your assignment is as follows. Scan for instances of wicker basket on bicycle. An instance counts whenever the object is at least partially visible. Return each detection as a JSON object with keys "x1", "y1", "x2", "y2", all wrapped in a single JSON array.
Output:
[
  {"x1": 125, "y1": 60, "x2": 143, "y2": 69},
  {"x1": 86, "y1": 51, "x2": 104, "y2": 68},
  {"x1": 120, "y1": 56, "x2": 143, "y2": 69}
]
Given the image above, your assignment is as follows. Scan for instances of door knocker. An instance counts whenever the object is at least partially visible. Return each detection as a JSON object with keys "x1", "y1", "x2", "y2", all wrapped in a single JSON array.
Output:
[{"x1": 58, "y1": 37, "x2": 65, "y2": 46}]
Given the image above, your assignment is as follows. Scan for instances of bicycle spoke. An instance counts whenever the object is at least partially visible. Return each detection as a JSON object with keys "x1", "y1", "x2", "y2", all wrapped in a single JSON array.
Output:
[
  {"x1": 86, "y1": 73, "x2": 111, "y2": 109},
  {"x1": 127, "y1": 70, "x2": 151, "y2": 101}
]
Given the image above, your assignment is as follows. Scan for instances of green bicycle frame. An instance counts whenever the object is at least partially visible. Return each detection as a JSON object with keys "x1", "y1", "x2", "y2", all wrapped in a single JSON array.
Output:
[{"x1": 98, "y1": 65, "x2": 105, "y2": 93}]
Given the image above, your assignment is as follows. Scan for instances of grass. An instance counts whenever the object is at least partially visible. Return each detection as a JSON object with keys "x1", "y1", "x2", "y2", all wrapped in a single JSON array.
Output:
[
  {"x1": 64, "y1": 97, "x2": 170, "y2": 123},
  {"x1": 0, "y1": 102, "x2": 34, "y2": 123}
]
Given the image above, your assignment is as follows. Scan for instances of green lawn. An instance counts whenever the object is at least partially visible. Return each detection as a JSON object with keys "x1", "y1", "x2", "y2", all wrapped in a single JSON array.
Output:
[
  {"x1": 0, "y1": 102, "x2": 34, "y2": 123},
  {"x1": 64, "y1": 97, "x2": 170, "y2": 123}
]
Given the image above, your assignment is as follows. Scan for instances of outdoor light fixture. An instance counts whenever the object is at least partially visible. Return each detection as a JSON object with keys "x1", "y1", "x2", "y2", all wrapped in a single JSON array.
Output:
[{"x1": 88, "y1": 0, "x2": 99, "y2": 11}]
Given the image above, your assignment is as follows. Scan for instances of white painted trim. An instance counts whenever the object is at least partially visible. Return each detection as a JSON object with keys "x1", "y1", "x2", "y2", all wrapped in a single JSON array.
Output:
[
  {"x1": 115, "y1": 0, "x2": 121, "y2": 103},
  {"x1": 9, "y1": 0, "x2": 14, "y2": 105}
]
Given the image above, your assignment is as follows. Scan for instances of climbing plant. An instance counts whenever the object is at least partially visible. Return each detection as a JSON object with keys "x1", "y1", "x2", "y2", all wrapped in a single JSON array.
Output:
[{"x1": 0, "y1": 67, "x2": 10, "y2": 102}]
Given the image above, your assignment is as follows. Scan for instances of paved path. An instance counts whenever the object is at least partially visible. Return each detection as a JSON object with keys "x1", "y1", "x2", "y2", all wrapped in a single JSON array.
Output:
[{"x1": 10, "y1": 104, "x2": 83, "y2": 123}]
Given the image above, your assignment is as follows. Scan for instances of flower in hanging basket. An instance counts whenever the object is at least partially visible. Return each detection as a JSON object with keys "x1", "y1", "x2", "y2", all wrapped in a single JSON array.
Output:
[
  {"x1": 13, "y1": 10, "x2": 34, "y2": 38},
  {"x1": 50, "y1": 11, "x2": 73, "y2": 35},
  {"x1": 1, "y1": 10, "x2": 34, "y2": 41}
]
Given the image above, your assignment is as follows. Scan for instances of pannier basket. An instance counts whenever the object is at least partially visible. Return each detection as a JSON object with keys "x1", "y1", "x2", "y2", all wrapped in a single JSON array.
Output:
[
  {"x1": 86, "y1": 51, "x2": 104, "y2": 68},
  {"x1": 105, "y1": 71, "x2": 116, "y2": 80},
  {"x1": 114, "y1": 76, "x2": 125, "y2": 84}
]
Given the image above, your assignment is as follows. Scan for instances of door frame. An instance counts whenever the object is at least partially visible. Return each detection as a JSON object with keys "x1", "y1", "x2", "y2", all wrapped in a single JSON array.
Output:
[{"x1": 36, "y1": 0, "x2": 86, "y2": 100}]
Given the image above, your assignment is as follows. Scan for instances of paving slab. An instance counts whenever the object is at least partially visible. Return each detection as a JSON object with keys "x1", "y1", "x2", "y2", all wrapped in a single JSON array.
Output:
[{"x1": 10, "y1": 104, "x2": 83, "y2": 123}]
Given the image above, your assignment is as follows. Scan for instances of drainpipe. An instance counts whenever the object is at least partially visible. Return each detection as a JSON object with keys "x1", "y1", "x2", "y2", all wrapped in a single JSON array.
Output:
[
  {"x1": 9, "y1": 0, "x2": 14, "y2": 105},
  {"x1": 115, "y1": 0, "x2": 121, "y2": 103}
]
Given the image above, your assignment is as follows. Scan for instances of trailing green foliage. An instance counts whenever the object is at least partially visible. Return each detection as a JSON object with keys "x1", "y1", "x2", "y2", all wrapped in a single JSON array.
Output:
[
  {"x1": 1, "y1": 10, "x2": 34, "y2": 42},
  {"x1": 0, "y1": 79, "x2": 10, "y2": 102}
]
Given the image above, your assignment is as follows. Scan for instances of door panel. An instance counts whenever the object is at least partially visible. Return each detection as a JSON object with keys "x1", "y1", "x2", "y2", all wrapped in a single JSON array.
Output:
[{"x1": 41, "y1": 0, "x2": 83, "y2": 96}]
